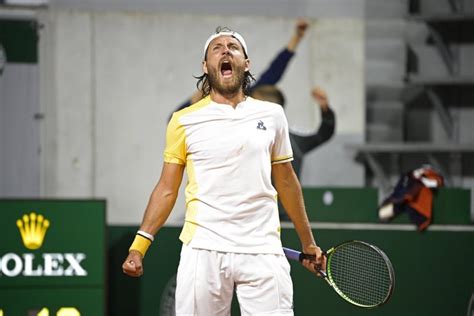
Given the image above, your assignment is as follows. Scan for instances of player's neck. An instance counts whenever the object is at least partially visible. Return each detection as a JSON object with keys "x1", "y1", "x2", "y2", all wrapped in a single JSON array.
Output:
[{"x1": 210, "y1": 90, "x2": 246, "y2": 108}]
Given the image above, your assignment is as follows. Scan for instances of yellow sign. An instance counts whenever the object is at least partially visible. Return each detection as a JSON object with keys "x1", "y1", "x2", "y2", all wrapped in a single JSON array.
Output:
[{"x1": 16, "y1": 212, "x2": 50, "y2": 250}]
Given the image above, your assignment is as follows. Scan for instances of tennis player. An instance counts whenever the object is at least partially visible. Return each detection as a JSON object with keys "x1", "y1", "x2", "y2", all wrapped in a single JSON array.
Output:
[{"x1": 122, "y1": 26, "x2": 325, "y2": 315}]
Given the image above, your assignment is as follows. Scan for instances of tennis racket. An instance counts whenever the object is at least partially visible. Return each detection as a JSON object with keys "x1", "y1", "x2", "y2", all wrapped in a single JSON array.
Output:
[{"x1": 283, "y1": 240, "x2": 395, "y2": 308}]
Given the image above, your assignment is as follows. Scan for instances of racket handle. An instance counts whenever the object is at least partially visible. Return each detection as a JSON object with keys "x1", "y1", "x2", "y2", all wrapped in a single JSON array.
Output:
[
  {"x1": 283, "y1": 247, "x2": 326, "y2": 278},
  {"x1": 283, "y1": 247, "x2": 316, "y2": 262},
  {"x1": 283, "y1": 247, "x2": 301, "y2": 261}
]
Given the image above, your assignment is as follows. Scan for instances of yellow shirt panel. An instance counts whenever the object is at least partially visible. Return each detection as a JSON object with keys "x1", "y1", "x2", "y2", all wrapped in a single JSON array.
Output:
[{"x1": 163, "y1": 96, "x2": 212, "y2": 165}]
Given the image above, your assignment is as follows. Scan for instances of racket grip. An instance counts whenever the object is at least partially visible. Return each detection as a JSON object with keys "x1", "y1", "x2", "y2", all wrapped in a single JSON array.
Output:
[
  {"x1": 283, "y1": 247, "x2": 316, "y2": 262},
  {"x1": 283, "y1": 247, "x2": 301, "y2": 261}
]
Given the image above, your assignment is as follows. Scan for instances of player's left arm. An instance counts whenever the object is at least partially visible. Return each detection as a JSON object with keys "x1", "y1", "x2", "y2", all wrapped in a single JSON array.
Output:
[{"x1": 272, "y1": 162, "x2": 325, "y2": 272}]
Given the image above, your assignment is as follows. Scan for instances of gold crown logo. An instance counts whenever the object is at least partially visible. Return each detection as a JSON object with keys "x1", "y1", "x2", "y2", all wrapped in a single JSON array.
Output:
[{"x1": 16, "y1": 212, "x2": 50, "y2": 250}]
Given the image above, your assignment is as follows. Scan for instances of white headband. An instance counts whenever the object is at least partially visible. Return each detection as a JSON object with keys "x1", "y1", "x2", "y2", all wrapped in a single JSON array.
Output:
[{"x1": 203, "y1": 30, "x2": 248, "y2": 59}]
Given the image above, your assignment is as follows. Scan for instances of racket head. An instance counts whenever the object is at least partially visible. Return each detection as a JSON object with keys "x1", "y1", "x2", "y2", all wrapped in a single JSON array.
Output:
[{"x1": 325, "y1": 240, "x2": 395, "y2": 308}]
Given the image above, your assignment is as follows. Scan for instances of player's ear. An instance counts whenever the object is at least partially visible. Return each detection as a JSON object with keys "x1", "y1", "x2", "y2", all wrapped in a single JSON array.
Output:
[
  {"x1": 244, "y1": 59, "x2": 250, "y2": 72},
  {"x1": 202, "y1": 60, "x2": 208, "y2": 74}
]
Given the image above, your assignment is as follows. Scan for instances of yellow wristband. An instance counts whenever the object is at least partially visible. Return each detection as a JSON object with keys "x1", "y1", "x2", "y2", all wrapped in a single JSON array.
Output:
[{"x1": 129, "y1": 234, "x2": 152, "y2": 257}]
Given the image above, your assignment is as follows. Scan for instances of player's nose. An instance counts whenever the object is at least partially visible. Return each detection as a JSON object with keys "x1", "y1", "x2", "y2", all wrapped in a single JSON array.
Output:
[{"x1": 222, "y1": 48, "x2": 231, "y2": 56}]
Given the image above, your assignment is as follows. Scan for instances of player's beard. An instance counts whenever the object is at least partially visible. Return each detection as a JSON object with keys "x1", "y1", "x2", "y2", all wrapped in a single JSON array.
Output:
[{"x1": 207, "y1": 63, "x2": 246, "y2": 96}]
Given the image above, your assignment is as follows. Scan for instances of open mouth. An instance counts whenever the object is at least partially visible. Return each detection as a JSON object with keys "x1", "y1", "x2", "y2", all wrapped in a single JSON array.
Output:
[{"x1": 220, "y1": 61, "x2": 233, "y2": 78}]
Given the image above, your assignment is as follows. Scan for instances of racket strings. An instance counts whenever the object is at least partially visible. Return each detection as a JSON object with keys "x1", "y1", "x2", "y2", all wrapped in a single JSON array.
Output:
[{"x1": 328, "y1": 242, "x2": 392, "y2": 307}]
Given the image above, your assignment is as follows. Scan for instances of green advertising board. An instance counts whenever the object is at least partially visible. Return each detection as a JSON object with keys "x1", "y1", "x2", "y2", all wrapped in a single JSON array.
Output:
[
  {"x1": 108, "y1": 224, "x2": 474, "y2": 316},
  {"x1": 0, "y1": 200, "x2": 106, "y2": 316},
  {"x1": 106, "y1": 187, "x2": 472, "y2": 315}
]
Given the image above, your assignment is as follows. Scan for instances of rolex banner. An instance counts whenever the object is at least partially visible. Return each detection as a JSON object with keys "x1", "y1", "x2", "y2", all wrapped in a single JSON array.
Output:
[{"x1": 0, "y1": 200, "x2": 106, "y2": 315}]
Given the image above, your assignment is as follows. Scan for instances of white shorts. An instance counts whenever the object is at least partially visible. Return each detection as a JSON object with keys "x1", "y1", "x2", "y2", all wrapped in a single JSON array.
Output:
[{"x1": 175, "y1": 245, "x2": 294, "y2": 316}]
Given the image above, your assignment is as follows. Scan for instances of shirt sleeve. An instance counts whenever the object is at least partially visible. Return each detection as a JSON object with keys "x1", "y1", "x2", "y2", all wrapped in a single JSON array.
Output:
[
  {"x1": 271, "y1": 107, "x2": 293, "y2": 164},
  {"x1": 168, "y1": 99, "x2": 192, "y2": 122},
  {"x1": 163, "y1": 113, "x2": 187, "y2": 165}
]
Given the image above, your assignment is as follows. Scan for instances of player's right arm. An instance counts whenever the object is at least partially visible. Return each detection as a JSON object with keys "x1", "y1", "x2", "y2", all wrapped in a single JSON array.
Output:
[{"x1": 122, "y1": 162, "x2": 185, "y2": 277}]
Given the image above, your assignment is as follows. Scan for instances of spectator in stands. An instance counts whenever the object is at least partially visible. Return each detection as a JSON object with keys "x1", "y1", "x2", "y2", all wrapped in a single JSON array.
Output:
[{"x1": 251, "y1": 85, "x2": 335, "y2": 178}]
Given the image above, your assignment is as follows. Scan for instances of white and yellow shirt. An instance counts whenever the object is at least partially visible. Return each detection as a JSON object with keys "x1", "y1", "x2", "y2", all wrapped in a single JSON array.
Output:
[{"x1": 165, "y1": 96, "x2": 293, "y2": 254}]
